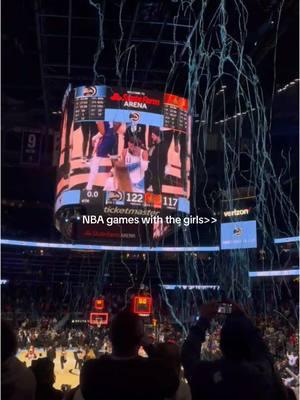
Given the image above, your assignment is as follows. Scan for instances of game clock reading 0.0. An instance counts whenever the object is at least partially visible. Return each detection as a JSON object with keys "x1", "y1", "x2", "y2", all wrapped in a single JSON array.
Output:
[{"x1": 81, "y1": 190, "x2": 100, "y2": 205}]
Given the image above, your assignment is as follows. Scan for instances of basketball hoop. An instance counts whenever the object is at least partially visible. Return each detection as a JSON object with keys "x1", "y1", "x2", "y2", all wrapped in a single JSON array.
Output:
[{"x1": 96, "y1": 320, "x2": 102, "y2": 328}]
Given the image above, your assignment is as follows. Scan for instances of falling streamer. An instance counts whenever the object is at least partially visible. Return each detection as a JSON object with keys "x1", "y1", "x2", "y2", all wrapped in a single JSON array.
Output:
[
  {"x1": 89, "y1": 0, "x2": 105, "y2": 84},
  {"x1": 87, "y1": 0, "x2": 298, "y2": 332}
]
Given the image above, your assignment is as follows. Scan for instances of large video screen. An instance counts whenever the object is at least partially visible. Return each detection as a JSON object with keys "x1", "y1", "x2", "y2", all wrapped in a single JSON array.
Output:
[
  {"x1": 221, "y1": 220, "x2": 257, "y2": 250},
  {"x1": 55, "y1": 86, "x2": 191, "y2": 241}
]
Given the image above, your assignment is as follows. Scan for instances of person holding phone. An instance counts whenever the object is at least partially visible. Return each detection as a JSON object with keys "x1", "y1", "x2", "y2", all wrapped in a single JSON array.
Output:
[{"x1": 181, "y1": 302, "x2": 292, "y2": 400}]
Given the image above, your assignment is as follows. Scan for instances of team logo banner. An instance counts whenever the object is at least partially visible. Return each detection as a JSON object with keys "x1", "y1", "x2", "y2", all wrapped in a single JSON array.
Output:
[{"x1": 106, "y1": 88, "x2": 163, "y2": 113}]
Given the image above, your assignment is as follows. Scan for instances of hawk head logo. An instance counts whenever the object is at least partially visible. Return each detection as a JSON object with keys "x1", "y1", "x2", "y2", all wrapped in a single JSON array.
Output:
[
  {"x1": 233, "y1": 227, "x2": 242, "y2": 236},
  {"x1": 83, "y1": 86, "x2": 97, "y2": 96},
  {"x1": 129, "y1": 112, "x2": 140, "y2": 122}
]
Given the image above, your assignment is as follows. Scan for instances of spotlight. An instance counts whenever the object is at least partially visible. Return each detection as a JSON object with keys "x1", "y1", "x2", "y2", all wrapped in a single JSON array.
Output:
[{"x1": 74, "y1": 210, "x2": 81, "y2": 221}]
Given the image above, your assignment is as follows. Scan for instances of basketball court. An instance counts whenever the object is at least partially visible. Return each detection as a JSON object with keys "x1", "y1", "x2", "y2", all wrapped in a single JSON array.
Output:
[{"x1": 18, "y1": 349, "x2": 80, "y2": 390}]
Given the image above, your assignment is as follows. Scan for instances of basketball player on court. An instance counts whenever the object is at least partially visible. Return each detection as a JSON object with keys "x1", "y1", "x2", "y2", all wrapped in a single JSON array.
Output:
[
  {"x1": 144, "y1": 128, "x2": 168, "y2": 194},
  {"x1": 86, "y1": 121, "x2": 117, "y2": 191},
  {"x1": 105, "y1": 136, "x2": 148, "y2": 193},
  {"x1": 121, "y1": 136, "x2": 148, "y2": 193}
]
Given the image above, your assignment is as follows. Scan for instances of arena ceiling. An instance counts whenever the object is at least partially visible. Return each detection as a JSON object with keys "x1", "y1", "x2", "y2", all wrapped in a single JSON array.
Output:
[
  {"x1": 2, "y1": 0, "x2": 299, "y2": 253},
  {"x1": 3, "y1": 0, "x2": 298, "y2": 123}
]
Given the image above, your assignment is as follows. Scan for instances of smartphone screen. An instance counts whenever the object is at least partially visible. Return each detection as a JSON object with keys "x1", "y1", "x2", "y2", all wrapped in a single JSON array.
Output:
[{"x1": 218, "y1": 303, "x2": 232, "y2": 314}]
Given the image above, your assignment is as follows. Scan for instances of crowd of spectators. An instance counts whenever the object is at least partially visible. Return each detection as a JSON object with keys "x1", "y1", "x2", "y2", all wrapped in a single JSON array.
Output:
[
  {"x1": 1, "y1": 282, "x2": 139, "y2": 321},
  {"x1": 2, "y1": 303, "x2": 299, "y2": 400},
  {"x1": 1, "y1": 282, "x2": 299, "y2": 400}
]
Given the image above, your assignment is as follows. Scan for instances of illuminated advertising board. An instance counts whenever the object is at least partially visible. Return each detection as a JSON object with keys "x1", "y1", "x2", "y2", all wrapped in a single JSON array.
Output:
[
  {"x1": 132, "y1": 296, "x2": 152, "y2": 316},
  {"x1": 94, "y1": 298, "x2": 105, "y2": 310},
  {"x1": 220, "y1": 196, "x2": 257, "y2": 250},
  {"x1": 221, "y1": 220, "x2": 257, "y2": 250},
  {"x1": 221, "y1": 197, "x2": 256, "y2": 221},
  {"x1": 55, "y1": 86, "x2": 191, "y2": 243}
]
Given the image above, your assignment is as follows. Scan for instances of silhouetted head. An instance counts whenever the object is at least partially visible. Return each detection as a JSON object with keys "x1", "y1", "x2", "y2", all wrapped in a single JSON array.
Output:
[
  {"x1": 31, "y1": 358, "x2": 55, "y2": 386},
  {"x1": 220, "y1": 313, "x2": 271, "y2": 362},
  {"x1": 1, "y1": 320, "x2": 18, "y2": 362},
  {"x1": 110, "y1": 311, "x2": 144, "y2": 357},
  {"x1": 155, "y1": 342, "x2": 181, "y2": 376}
]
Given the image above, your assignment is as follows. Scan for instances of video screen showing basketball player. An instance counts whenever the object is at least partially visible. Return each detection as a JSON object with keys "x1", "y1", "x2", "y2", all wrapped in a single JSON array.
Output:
[
  {"x1": 121, "y1": 136, "x2": 148, "y2": 193},
  {"x1": 58, "y1": 91, "x2": 74, "y2": 178},
  {"x1": 124, "y1": 112, "x2": 147, "y2": 150},
  {"x1": 72, "y1": 122, "x2": 98, "y2": 163},
  {"x1": 145, "y1": 127, "x2": 169, "y2": 195},
  {"x1": 86, "y1": 121, "x2": 117, "y2": 191},
  {"x1": 104, "y1": 136, "x2": 148, "y2": 193},
  {"x1": 162, "y1": 129, "x2": 188, "y2": 192}
]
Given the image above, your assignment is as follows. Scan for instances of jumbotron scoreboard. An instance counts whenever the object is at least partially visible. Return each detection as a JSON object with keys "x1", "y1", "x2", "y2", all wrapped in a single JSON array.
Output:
[{"x1": 55, "y1": 85, "x2": 191, "y2": 244}]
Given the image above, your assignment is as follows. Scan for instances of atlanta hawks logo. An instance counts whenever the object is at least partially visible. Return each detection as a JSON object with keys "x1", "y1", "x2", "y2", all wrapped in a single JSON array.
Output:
[
  {"x1": 129, "y1": 112, "x2": 140, "y2": 122},
  {"x1": 233, "y1": 227, "x2": 243, "y2": 236},
  {"x1": 83, "y1": 86, "x2": 97, "y2": 96}
]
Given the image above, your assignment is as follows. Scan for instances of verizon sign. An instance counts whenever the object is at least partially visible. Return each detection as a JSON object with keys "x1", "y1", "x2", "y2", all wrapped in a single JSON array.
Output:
[{"x1": 223, "y1": 208, "x2": 250, "y2": 217}]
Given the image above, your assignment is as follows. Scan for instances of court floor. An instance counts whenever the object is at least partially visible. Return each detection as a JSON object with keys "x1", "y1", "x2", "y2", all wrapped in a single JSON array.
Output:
[{"x1": 18, "y1": 350, "x2": 80, "y2": 390}]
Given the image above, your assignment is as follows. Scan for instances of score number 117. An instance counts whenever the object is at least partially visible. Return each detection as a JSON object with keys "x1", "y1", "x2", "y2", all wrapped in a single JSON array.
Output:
[{"x1": 162, "y1": 196, "x2": 178, "y2": 208}]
